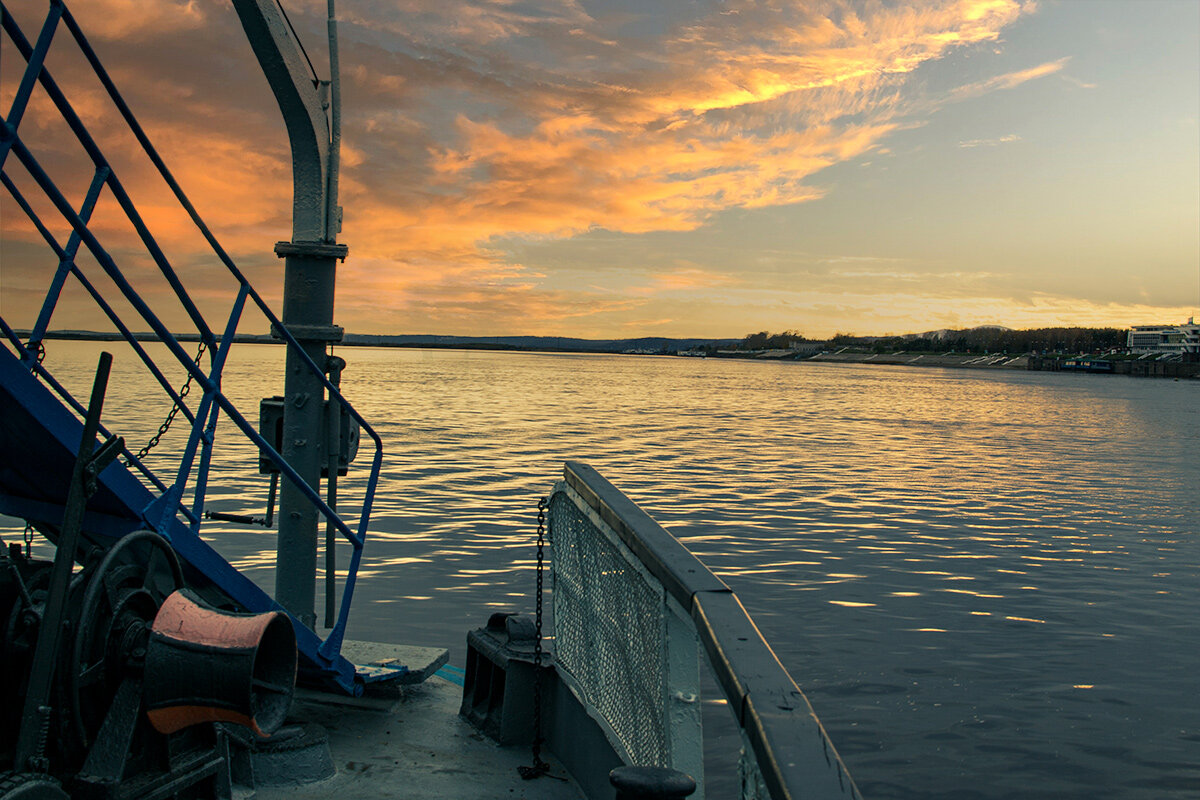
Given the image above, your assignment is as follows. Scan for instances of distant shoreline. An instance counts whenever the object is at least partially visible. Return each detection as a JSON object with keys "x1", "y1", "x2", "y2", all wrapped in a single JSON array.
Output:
[
  {"x1": 13, "y1": 330, "x2": 1198, "y2": 378},
  {"x1": 14, "y1": 329, "x2": 736, "y2": 355}
]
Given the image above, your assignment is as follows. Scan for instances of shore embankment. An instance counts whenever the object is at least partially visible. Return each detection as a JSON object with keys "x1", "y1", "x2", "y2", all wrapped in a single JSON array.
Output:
[
  {"x1": 802, "y1": 351, "x2": 1199, "y2": 378},
  {"x1": 808, "y1": 351, "x2": 1029, "y2": 370}
]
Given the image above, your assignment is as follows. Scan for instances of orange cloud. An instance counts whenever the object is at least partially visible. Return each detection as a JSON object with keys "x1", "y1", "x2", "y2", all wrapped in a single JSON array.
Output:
[
  {"x1": 62, "y1": 0, "x2": 211, "y2": 43},
  {"x1": 3, "y1": 0, "x2": 1057, "y2": 337}
]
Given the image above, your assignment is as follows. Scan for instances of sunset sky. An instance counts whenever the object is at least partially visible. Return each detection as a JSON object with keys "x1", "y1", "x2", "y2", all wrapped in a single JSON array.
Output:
[{"x1": 1, "y1": 0, "x2": 1197, "y2": 339}]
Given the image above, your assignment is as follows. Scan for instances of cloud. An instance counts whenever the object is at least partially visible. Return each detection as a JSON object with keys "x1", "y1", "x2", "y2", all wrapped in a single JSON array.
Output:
[
  {"x1": 336, "y1": 0, "x2": 1038, "y2": 325},
  {"x1": 958, "y1": 134, "x2": 1022, "y2": 147},
  {"x1": 621, "y1": 266, "x2": 737, "y2": 296},
  {"x1": 947, "y1": 57, "x2": 1069, "y2": 102},
  {"x1": 651, "y1": 267, "x2": 735, "y2": 291},
  {"x1": 1060, "y1": 75, "x2": 1097, "y2": 90},
  {"x1": 3, "y1": 0, "x2": 1056, "y2": 336},
  {"x1": 64, "y1": 0, "x2": 211, "y2": 42}
]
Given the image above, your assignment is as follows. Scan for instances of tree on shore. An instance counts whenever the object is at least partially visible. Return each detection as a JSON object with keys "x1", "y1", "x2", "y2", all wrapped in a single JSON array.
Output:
[
  {"x1": 741, "y1": 330, "x2": 807, "y2": 349},
  {"x1": 740, "y1": 327, "x2": 1127, "y2": 354}
]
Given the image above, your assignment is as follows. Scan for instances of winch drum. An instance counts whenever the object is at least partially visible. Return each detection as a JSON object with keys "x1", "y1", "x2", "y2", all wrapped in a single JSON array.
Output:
[{"x1": 143, "y1": 588, "x2": 297, "y2": 738}]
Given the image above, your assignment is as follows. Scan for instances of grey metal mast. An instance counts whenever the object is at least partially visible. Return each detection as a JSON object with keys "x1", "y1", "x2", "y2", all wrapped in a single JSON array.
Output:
[{"x1": 230, "y1": 0, "x2": 344, "y2": 628}]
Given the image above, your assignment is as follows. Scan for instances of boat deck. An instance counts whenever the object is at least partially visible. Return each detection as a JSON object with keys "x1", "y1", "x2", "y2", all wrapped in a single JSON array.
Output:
[{"x1": 258, "y1": 674, "x2": 583, "y2": 800}]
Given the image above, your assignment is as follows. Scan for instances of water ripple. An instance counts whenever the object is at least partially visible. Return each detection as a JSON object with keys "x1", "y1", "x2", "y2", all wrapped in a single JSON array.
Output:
[{"x1": 5, "y1": 342, "x2": 1197, "y2": 799}]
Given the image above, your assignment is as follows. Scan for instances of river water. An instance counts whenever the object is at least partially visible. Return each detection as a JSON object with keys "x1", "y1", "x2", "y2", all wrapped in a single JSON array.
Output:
[{"x1": 5, "y1": 341, "x2": 1198, "y2": 799}]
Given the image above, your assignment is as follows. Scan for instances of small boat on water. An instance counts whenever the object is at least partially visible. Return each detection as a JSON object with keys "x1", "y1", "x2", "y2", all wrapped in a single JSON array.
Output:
[{"x1": 0, "y1": 3, "x2": 859, "y2": 798}]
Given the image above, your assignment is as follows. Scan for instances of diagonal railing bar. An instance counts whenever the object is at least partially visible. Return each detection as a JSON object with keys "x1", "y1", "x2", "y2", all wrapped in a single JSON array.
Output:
[
  {"x1": 2, "y1": 4, "x2": 216, "y2": 346},
  {"x1": 29, "y1": 166, "x2": 110, "y2": 353},
  {"x1": 5, "y1": 0, "x2": 384, "y2": 493},
  {"x1": 0, "y1": 0, "x2": 62, "y2": 167},
  {"x1": 0, "y1": 170, "x2": 197, "y2": 432},
  {"x1": 57, "y1": 3, "x2": 257, "y2": 287},
  {"x1": 0, "y1": 317, "x2": 185, "y2": 509},
  {"x1": 5, "y1": 133, "x2": 367, "y2": 549},
  {"x1": 5, "y1": 110, "x2": 382, "y2": 543}
]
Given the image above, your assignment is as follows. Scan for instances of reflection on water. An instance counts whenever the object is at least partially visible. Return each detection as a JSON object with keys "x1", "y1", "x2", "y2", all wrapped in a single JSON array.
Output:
[{"x1": 4, "y1": 341, "x2": 1198, "y2": 799}]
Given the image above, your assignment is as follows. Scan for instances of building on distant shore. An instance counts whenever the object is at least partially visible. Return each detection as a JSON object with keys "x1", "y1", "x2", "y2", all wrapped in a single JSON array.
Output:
[
  {"x1": 1127, "y1": 318, "x2": 1199, "y2": 354},
  {"x1": 789, "y1": 340, "x2": 831, "y2": 355}
]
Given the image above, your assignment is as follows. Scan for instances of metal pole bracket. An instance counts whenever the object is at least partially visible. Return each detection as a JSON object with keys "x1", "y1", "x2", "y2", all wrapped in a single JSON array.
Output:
[{"x1": 274, "y1": 241, "x2": 348, "y2": 261}]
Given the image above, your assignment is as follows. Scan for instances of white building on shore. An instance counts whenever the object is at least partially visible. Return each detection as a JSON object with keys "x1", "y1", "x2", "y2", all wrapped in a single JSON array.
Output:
[{"x1": 1127, "y1": 318, "x2": 1199, "y2": 354}]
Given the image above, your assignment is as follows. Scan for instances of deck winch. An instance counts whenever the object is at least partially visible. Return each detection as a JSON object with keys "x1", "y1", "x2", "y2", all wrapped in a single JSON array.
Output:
[
  {"x1": 144, "y1": 589, "x2": 296, "y2": 737},
  {"x1": 0, "y1": 530, "x2": 297, "y2": 799}
]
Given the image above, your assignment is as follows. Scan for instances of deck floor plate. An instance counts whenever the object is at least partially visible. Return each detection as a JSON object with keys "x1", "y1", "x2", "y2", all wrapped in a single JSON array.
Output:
[
  {"x1": 339, "y1": 640, "x2": 450, "y2": 685},
  {"x1": 261, "y1": 676, "x2": 583, "y2": 799}
]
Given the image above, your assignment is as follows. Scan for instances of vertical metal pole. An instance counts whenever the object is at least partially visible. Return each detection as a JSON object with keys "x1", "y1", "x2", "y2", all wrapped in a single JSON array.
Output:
[
  {"x1": 15, "y1": 352, "x2": 112, "y2": 771},
  {"x1": 323, "y1": 355, "x2": 344, "y2": 628},
  {"x1": 265, "y1": 472, "x2": 278, "y2": 528},
  {"x1": 325, "y1": 0, "x2": 342, "y2": 238},
  {"x1": 273, "y1": 243, "x2": 345, "y2": 629},
  {"x1": 229, "y1": 0, "x2": 347, "y2": 630}
]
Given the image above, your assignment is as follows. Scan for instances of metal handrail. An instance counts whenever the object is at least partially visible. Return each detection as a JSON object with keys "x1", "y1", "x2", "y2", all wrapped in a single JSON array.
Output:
[
  {"x1": 0, "y1": 320, "x2": 179, "y2": 504},
  {"x1": 0, "y1": 0, "x2": 380, "y2": 680},
  {"x1": 561, "y1": 462, "x2": 863, "y2": 800}
]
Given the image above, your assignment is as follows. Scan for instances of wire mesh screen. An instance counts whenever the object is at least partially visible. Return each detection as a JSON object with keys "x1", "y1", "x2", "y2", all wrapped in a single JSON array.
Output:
[{"x1": 549, "y1": 484, "x2": 668, "y2": 767}]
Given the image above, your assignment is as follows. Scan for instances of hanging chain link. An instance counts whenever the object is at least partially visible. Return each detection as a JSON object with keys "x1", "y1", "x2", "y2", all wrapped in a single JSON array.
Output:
[
  {"x1": 23, "y1": 523, "x2": 34, "y2": 558},
  {"x1": 23, "y1": 340, "x2": 46, "y2": 381},
  {"x1": 127, "y1": 341, "x2": 207, "y2": 465},
  {"x1": 519, "y1": 496, "x2": 551, "y2": 780}
]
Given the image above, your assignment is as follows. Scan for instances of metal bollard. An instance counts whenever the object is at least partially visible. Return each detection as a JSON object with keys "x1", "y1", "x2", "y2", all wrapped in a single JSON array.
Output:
[{"x1": 609, "y1": 766, "x2": 697, "y2": 800}]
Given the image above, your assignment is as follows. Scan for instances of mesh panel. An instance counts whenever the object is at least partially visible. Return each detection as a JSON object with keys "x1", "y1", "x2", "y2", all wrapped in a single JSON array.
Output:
[{"x1": 549, "y1": 487, "x2": 668, "y2": 767}]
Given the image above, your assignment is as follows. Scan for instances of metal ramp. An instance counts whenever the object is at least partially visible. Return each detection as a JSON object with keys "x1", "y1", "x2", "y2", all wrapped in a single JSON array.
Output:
[{"x1": 0, "y1": 1, "x2": 396, "y2": 695}]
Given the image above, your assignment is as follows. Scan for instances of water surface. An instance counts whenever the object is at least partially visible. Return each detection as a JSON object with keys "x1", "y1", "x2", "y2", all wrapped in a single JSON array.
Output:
[{"x1": 5, "y1": 342, "x2": 1197, "y2": 799}]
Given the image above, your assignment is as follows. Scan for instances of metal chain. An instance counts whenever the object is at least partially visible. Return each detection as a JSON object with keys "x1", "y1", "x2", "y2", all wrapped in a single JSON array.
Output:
[
  {"x1": 23, "y1": 523, "x2": 34, "y2": 558},
  {"x1": 23, "y1": 340, "x2": 46, "y2": 381},
  {"x1": 519, "y1": 496, "x2": 550, "y2": 780},
  {"x1": 127, "y1": 341, "x2": 206, "y2": 465}
]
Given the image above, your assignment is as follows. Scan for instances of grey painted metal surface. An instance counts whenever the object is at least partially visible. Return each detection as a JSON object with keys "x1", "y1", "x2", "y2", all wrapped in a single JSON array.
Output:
[
  {"x1": 335, "y1": 639, "x2": 449, "y2": 685},
  {"x1": 260, "y1": 676, "x2": 584, "y2": 800},
  {"x1": 271, "y1": 241, "x2": 345, "y2": 629},
  {"x1": 325, "y1": 0, "x2": 343, "y2": 239},
  {"x1": 229, "y1": 0, "x2": 345, "y2": 629},
  {"x1": 561, "y1": 462, "x2": 862, "y2": 800},
  {"x1": 459, "y1": 617, "x2": 625, "y2": 800},
  {"x1": 228, "y1": 0, "x2": 331, "y2": 242}
]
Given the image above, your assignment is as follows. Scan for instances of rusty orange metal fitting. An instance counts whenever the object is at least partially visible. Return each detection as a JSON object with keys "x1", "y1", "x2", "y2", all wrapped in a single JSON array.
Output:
[{"x1": 144, "y1": 589, "x2": 296, "y2": 737}]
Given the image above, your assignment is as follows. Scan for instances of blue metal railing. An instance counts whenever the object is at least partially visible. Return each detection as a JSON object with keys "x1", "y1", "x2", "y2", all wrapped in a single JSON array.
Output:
[{"x1": 0, "y1": 0, "x2": 381, "y2": 692}]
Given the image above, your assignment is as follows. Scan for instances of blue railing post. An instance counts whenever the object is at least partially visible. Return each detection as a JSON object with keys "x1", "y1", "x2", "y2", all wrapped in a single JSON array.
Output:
[{"x1": 27, "y1": 166, "x2": 110, "y2": 362}]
